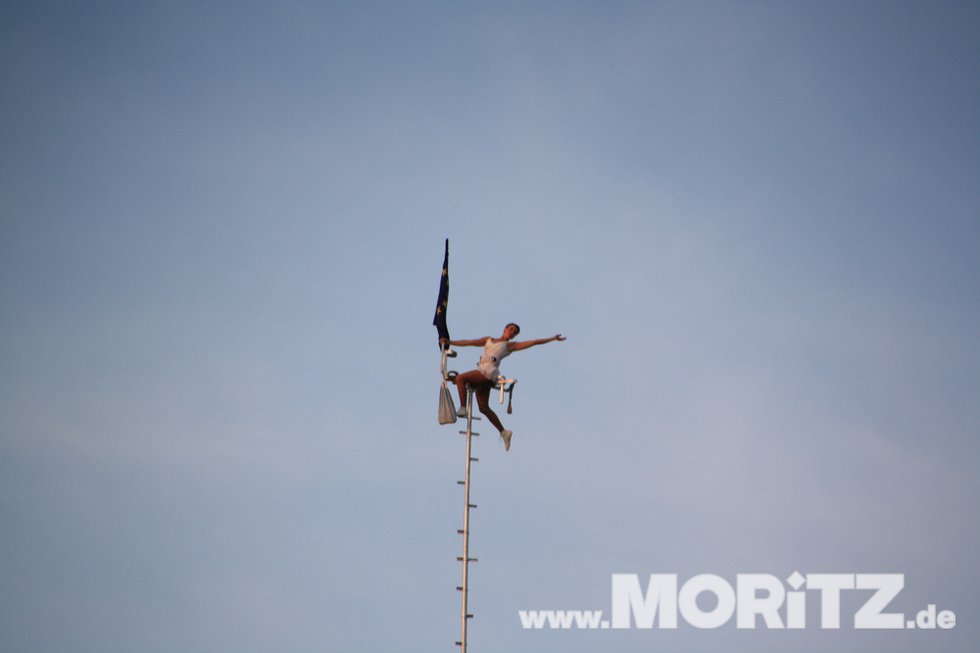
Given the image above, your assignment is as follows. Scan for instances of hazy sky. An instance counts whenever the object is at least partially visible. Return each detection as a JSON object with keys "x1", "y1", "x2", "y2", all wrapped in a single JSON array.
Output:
[{"x1": 1, "y1": 2, "x2": 977, "y2": 652}]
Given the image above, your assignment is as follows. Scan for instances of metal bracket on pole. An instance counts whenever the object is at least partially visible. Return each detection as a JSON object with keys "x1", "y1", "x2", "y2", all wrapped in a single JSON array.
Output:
[
  {"x1": 491, "y1": 375, "x2": 518, "y2": 415},
  {"x1": 494, "y1": 376, "x2": 516, "y2": 405}
]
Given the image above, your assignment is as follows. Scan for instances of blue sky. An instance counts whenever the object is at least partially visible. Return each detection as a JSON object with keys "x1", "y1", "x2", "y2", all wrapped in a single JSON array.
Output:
[{"x1": 1, "y1": 1, "x2": 978, "y2": 652}]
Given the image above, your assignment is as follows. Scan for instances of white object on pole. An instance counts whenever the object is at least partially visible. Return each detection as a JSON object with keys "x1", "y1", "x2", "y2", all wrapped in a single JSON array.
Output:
[{"x1": 494, "y1": 376, "x2": 516, "y2": 405}]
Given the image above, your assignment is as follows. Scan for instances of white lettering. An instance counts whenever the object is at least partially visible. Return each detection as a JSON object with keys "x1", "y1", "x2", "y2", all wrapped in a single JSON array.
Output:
[
  {"x1": 678, "y1": 574, "x2": 736, "y2": 629},
  {"x1": 736, "y1": 573, "x2": 785, "y2": 629},
  {"x1": 806, "y1": 574, "x2": 855, "y2": 628},
  {"x1": 611, "y1": 573, "x2": 678, "y2": 629},
  {"x1": 854, "y1": 574, "x2": 904, "y2": 629}
]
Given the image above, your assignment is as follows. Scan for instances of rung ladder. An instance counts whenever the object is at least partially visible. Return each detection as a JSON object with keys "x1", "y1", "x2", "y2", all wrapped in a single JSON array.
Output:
[{"x1": 455, "y1": 386, "x2": 479, "y2": 651}]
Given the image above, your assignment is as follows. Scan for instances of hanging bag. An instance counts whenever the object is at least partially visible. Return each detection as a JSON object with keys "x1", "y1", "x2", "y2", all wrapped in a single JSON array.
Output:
[{"x1": 438, "y1": 381, "x2": 458, "y2": 425}]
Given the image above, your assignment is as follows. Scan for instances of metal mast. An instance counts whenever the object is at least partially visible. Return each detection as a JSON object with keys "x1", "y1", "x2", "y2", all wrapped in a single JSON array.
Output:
[{"x1": 455, "y1": 386, "x2": 478, "y2": 651}]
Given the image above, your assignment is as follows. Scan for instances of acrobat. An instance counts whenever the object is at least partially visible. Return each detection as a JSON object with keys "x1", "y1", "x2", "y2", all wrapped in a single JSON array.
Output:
[{"x1": 440, "y1": 323, "x2": 565, "y2": 451}]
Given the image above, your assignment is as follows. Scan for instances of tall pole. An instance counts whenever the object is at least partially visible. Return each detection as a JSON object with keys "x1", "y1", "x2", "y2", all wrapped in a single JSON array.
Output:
[{"x1": 456, "y1": 386, "x2": 478, "y2": 651}]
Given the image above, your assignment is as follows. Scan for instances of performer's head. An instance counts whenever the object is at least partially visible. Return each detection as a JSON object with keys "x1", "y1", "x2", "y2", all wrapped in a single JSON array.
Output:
[{"x1": 503, "y1": 323, "x2": 520, "y2": 339}]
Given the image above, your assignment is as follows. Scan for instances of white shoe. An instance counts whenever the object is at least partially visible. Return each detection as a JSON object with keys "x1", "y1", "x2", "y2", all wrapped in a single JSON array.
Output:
[
  {"x1": 500, "y1": 430, "x2": 513, "y2": 451},
  {"x1": 456, "y1": 406, "x2": 468, "y2": 418}
]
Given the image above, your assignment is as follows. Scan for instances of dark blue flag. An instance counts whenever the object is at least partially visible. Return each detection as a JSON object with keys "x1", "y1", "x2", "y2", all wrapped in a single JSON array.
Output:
[{"x1": 433, "y1": 239, "x2": 450, "y2": 342}]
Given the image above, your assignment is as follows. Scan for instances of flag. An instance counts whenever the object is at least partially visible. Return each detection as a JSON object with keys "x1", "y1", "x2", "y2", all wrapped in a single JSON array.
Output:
[{"x1": 433, "y1": 239, "x2": 450, "y2": 342}]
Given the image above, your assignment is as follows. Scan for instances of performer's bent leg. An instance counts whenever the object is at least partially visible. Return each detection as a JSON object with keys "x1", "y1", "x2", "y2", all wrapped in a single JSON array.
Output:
[
  {"x1": 475, "y1": 385, "x2": 505, "y2": 432},
  {"x1": 455, "y1": 370, "x2": 487, "y2": 408}
]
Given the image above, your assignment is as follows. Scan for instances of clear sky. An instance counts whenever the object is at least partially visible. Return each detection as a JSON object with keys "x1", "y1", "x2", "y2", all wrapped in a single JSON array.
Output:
[{"x1": 1, "y1": 1, "x2": 977, "y2": 652}]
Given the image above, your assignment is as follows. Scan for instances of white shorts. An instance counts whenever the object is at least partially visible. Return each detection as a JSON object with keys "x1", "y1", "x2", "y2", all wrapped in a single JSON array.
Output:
[{"x1": 478, "y1": 360, "x2": 500, "y2": 381}]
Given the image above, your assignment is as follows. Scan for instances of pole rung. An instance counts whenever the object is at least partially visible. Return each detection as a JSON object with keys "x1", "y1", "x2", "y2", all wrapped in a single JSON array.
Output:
[
  {"x1": 456, "y1": 586, "x2": 463, "y2": 591},
  {"x1": 468, "y1": 503, "x2": 477, "y2": 508},
  {"x1": 455, "y1": 641, "x2": 462, "y2": 646},
  {"x1": 467, "y1": 613, "x2": 474, "y2": 618},
  {"x1": 457, "y1": 480, "x2": 465, "y2": 485},
  {"x1": 470, "y1": 457, "x2": 479, "y2": 462},
  {"x1": 457, "y1": 529, "x2": 466, "y2": 534}
]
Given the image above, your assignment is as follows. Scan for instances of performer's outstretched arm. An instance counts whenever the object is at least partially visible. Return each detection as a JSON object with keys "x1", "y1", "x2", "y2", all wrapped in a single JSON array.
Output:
[
  {"x1": 508, "y1": 334, "x2": 566, "y2": 352},
  {"x1": 442, "y1": 336, "x2": 490, "y2": 348}
]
